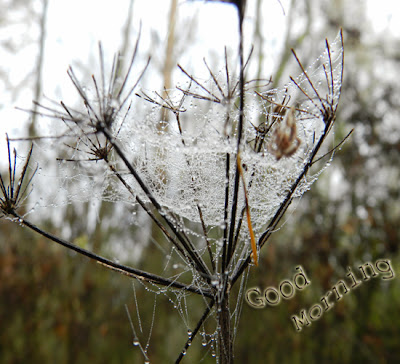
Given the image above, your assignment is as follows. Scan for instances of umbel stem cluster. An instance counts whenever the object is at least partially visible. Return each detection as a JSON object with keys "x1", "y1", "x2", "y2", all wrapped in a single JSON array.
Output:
[{"x1": 1, "y1": 2, "x2": 347, "y2": 363}]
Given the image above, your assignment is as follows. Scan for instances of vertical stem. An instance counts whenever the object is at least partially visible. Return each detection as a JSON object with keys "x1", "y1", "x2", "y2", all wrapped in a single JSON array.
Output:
[
  {"x1": 219, "y1": 3, "x2": 246, "y2": 363},
  {"x1": 162, "y1": 0, "x2": 178, "y2": 122},
  {"x1": 119, "y1": 0, "x2": 135, "y2": 64},
  {"x1": 217, "y1": 290, "x2": 233, "y2": 364},
  {"x1": 226, "y1": 0, "x2": 245, "y2": 267},
  {"x1": 30, "y1": 0, "x2": 48, "y2": 136}
]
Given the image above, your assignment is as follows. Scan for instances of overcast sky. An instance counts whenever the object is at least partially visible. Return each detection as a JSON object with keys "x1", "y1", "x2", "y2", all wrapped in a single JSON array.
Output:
[{"x1": 0, "y1": 0, "x2": 399, "y2": 164}]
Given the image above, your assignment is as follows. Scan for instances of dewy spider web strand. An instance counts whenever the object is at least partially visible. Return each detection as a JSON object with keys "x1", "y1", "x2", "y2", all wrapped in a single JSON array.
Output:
[
  {"x1": 32, "y1": 31, "x2": 214, "y2": 284},
  {"x1": 232, "y1": 29, "x2": 345, "y2": 285},
  {"x1": 175, "y1": 28, "x2": 345, "y2": 360},
  {"x1": 1, "y1": 12, "x2": 347, "y2": 361}
]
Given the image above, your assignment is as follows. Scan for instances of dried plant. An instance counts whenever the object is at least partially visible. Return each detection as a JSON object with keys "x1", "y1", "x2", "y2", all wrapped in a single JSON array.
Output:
[
  {"x1": 0, "y1": 135, "x2": 37, "y2": 219},
  {"x1": 1, "y1": 5, "x2": 350, "y2": 363}
]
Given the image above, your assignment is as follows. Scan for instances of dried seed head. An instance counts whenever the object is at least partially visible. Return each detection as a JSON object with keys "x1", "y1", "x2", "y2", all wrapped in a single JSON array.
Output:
[{"x1": 268, "y1": 107, "x2": 301, "y2": 160}]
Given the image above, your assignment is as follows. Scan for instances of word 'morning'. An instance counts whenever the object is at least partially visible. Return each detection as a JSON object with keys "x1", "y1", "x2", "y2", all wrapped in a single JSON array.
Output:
[
  {"x1": 292, "y1": 259, "x2": 395, "y2": 332},
  {"x1": 246, "y1": 266, "x2": 310, "y2": 308}
]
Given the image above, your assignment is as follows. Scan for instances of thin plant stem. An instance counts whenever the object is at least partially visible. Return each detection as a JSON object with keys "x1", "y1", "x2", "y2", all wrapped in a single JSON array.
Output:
[{"x1": 9, "y1": 211, "x2": 213, "y2": 297}]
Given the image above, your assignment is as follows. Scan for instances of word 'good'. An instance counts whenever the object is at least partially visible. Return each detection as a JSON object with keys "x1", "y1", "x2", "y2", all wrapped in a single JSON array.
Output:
[
  {"x1": 245, "y1": 266, "x2": 310, "y2": 308},
  {"x1": 292, "y1": 259, "x2": 396, "y2": 331}
]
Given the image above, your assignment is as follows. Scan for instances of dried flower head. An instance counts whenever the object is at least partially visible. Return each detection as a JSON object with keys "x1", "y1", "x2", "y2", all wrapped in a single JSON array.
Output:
[
  {"x1": 0, "y1": 135, "x2": 37, "y2": 218},
  {"x1": 268, "y1": 106, "x2": 301, "y2": 160}
]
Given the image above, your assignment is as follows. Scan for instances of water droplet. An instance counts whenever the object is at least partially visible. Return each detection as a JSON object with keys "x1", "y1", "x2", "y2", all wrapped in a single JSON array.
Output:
[
  {"x1": 111, "y1": 99, "x2": 119, "y2": 109},
  {"x1": 132, "y1": 339, "x2": 140, "y2": 346}
]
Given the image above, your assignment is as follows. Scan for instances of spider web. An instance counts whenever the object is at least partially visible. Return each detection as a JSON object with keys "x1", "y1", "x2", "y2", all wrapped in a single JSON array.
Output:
[
  {"x1": 15, "y1": 30, "x2": 344, "y2": 362},
  {"x1": 92, "y1": 31, "x2": 343, "y2": 362}
]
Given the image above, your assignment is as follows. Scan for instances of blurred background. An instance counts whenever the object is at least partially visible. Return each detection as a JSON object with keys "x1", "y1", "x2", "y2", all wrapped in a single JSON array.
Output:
[{"x1": 1, "y1": 0, "x2": 399, "y2": 362}]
